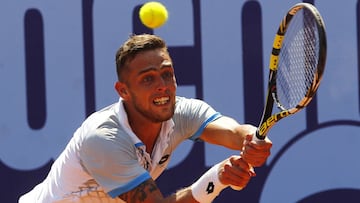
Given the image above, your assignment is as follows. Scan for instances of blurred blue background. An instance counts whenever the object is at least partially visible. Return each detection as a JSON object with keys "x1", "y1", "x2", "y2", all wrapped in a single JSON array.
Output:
[{"x1": 0, "y1": 0, "x2": 359, "y2": 202}]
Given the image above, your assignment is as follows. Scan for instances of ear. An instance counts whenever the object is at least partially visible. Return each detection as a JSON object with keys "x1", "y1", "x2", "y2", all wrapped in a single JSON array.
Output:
[{"x1": 115, "y1": 81, "x2": 129, "y2": 99}]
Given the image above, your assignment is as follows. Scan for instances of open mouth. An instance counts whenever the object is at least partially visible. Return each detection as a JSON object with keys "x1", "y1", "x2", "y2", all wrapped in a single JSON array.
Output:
[{"x1": 153, "y1": 96, "x2": 170, "y2": 105}]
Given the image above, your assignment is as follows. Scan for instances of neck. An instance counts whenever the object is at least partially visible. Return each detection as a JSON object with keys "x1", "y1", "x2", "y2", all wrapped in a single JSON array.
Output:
[
  {"x1": 133, "y1": 120, "x2": 161, "y2": 153},
  {"x1": 124, "y1": 104, "x2": 162, "y2": 154}
]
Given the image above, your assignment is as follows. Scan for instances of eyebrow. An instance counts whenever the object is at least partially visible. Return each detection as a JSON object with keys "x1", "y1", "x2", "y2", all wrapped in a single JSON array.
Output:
[{"x1": 137, "y1": 63, "x2": 173, "y2": 75}]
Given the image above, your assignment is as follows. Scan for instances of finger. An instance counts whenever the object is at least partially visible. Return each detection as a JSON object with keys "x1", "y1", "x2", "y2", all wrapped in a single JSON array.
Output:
[
  {"x1": 241, "y1": 134, "x2": 253, "y2": 151},
  {"x1": 229, "y1": 157, "x2": 256, "y2": 177},
  {"x1": 246, "y1": 139, "x2": 272, "y2": 150},
  {"x1": 243, "y1": 145, "x2": 271, "y2": 159},
  {"x1": 245, "y1": 134, "x2": 253, "y2": 142},
  {"x1": 242, "y1": 151, "x2": 269, "y2": 167},
  {"x1": 221, "y1": 164, "x2": 252, "y2": 187},
  {"x1": 242, "y1": 141, "x2": 272, "y2": 167}
]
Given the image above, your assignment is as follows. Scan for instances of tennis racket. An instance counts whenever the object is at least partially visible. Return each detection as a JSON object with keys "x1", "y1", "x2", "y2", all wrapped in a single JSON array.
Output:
[
  {"x1": 254, "y1": 2, "x2": 327, "y2": 142},
  {"x1": 234, "y1": 2, "x2": 326, "y2": 191},
  {"x1": 233, "y1": 3, "x2": 326, "y2": 191}
]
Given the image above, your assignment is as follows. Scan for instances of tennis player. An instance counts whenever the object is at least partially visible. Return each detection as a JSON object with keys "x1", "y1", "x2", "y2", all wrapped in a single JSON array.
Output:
[{"x1": 19, "y1": 34, "x2": 272, "y2": 203}]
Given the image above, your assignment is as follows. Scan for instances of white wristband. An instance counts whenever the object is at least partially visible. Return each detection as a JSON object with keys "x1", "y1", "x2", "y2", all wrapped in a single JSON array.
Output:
[{"x1": 191, "y1": 163, "x2": 228, "y2": 203}]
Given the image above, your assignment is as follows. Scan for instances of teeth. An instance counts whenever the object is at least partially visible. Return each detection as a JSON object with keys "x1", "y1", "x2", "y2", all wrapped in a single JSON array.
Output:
[{"x1": 154, "y1": 97, "x2": 169, "y2": 105}]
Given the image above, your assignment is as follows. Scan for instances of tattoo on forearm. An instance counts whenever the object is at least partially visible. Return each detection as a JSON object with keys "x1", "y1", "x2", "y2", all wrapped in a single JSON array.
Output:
[{"x1": 119, "y1": 179, "x2": 160, "y2": 203}]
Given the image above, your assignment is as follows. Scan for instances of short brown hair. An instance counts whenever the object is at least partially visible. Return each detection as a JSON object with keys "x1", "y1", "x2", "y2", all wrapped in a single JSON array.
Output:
[{"x1": 115, "y1": 34, "x2": 168, "y2": 81}]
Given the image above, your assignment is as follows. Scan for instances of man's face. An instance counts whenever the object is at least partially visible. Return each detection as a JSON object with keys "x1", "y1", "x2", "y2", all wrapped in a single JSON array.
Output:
[{"x1": 117, "y1": 48, "x2": 177, "y2": 123}]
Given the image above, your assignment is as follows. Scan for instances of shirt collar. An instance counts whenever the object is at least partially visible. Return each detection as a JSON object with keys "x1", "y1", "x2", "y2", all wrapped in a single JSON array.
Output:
[{"x1": 115, "y1": 98, "x2": 174, "y2": 173}]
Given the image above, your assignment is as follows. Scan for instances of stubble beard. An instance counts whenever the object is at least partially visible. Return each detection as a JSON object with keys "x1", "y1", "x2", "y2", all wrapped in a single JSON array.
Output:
[{"x1": 133, "y1": 97, "x2": 175, "y2": 123}]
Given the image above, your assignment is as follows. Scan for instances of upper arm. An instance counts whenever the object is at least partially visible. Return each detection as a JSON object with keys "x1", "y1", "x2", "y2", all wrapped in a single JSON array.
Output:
[{"x1": 79, "y1": 128, "x2": 150, "y2": 196}]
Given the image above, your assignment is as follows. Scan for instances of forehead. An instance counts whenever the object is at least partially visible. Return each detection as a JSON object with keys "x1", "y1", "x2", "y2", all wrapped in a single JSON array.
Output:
[{"x1": 128, "y1": 48, "x2": 172, "y2": 70}]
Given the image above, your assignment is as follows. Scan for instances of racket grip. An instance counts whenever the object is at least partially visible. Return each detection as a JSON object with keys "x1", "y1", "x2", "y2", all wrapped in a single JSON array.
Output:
[{"x1": 254, "y1": 129, "x2": 266, "y2": 141}]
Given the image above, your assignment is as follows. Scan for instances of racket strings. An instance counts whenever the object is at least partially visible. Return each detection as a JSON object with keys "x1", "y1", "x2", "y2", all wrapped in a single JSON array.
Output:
[{"x1": 276, "y1": 8, "x2": 320, "y2": 110}]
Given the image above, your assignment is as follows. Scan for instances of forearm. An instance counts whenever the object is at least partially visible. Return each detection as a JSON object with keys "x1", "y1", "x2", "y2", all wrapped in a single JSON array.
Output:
[
  {"x1": 119, "y1": 162, "x2": 229, "y2": 203},
  {"x1": 118, "y1": 178, "x2": 198, "y2": 203},
  {"x1": 201, "y1": 116, "x2": 256, "y2": 150},
  {"x1": 164, "y1": 187, "x2": 199, "y2": 203},
  {"x1": 163, "y1": 161, "x2": 229, "y2": 203}
]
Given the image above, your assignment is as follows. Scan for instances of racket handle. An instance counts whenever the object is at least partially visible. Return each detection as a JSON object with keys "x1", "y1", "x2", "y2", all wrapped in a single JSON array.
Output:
[{"x1": 255, "y1": 129, "x2": 266, "y2": 140}]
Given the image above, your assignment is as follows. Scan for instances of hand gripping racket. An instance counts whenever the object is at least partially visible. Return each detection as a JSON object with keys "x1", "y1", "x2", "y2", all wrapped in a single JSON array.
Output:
[
  {"x1": 255, "y1": 2, "x2": 327, "y2": 142},
  {"x1": 234, "y1": 3, "x2": 327, "y2": 190}
]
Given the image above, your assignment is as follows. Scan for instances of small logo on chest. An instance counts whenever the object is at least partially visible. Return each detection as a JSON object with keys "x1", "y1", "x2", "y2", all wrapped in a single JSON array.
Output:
[{"x1": 158, "y1": 154, "x2": 170, "y2": 165}]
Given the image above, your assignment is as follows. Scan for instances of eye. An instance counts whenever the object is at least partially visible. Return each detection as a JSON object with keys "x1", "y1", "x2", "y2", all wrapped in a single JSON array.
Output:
[
  {"x1": 142, "y1": 75, "x2": 154, "y2": 84},
  {"x1": 162, "y1": 70, "x2": 174, "y2": 80}
]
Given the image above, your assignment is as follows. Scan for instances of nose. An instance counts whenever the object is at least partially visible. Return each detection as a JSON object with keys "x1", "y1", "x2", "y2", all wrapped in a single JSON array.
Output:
[{"x1": 156, "y1": 77, "x2": 167, "y2": 91}]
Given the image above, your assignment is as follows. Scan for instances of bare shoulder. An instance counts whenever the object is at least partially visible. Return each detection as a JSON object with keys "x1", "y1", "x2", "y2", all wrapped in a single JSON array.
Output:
[{"x1": 119, "y1": 178, "x2": 163, "y2": 203}]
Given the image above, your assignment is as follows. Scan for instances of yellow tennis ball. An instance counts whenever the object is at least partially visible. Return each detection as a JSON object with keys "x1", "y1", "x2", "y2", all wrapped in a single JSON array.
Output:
[{"x1": 139, "y1": 2, "x2": 168, "y2": 29}]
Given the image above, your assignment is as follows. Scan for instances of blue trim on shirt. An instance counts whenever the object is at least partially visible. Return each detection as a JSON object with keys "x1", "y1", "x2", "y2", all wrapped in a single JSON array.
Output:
[
  {"x1": 134, "y1": 142, "x2": 144, "y2": 148},
  {"x1": 189, "y1": 112, "x2": 222, "y2": 141},
  {"x1": 108, "y1": 172, "x2": 151, "y2": 198}
]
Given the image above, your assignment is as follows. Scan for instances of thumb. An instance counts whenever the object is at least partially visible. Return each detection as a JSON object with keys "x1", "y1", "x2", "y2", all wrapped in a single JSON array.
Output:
[{"x1": 244, "y1": 134, "x2": 253, "y2": 144}]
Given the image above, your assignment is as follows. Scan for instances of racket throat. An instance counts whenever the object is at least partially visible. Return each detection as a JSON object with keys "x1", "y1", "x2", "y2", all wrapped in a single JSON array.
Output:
[{"x1": 257, "y1": 110, "x2": 291, "y2": 138}]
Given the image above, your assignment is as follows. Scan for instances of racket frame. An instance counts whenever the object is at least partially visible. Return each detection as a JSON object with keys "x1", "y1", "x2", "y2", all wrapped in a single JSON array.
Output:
[{"x1": 256, "y1": 3, "x2": 327, "y2": 140}]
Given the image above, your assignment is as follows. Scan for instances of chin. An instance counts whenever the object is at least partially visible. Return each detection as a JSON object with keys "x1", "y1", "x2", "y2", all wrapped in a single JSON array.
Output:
[{"x1": 153, "y1": 111, "x2": 174, "y2": 123}]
